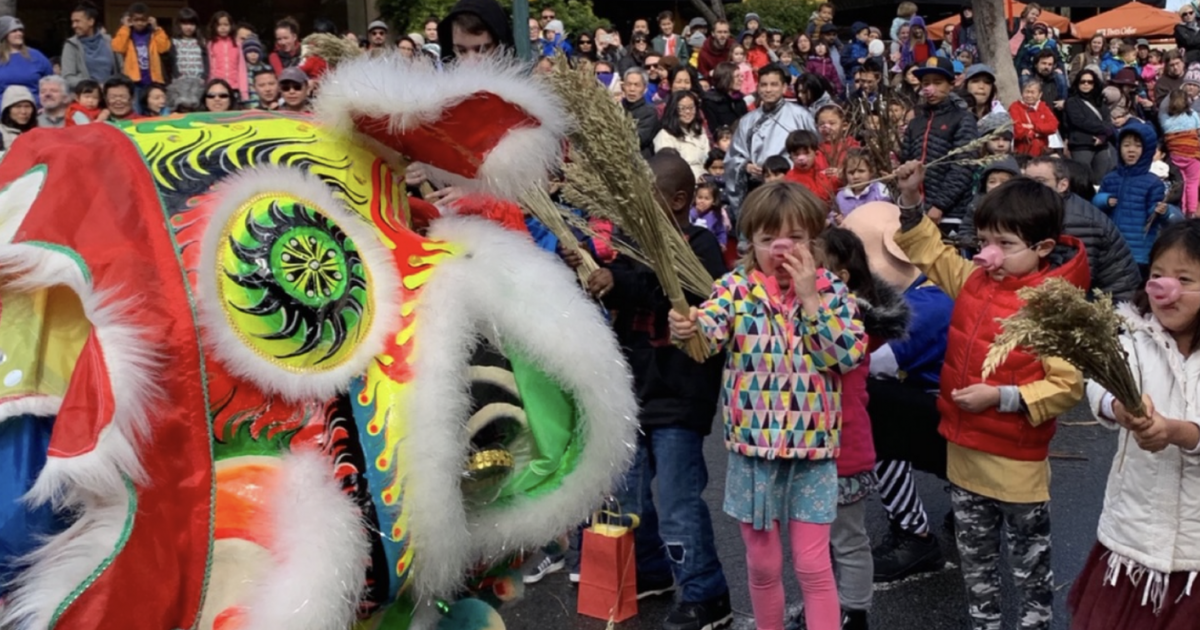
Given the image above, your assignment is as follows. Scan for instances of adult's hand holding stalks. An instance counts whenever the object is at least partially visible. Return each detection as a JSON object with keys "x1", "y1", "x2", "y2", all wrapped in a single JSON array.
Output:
[
  {"x1": 951, "y1": 384, "x2": 1001, "y2": 413},
  {"x1": 586, "y1": 268, "x2": 614, "y2": 299},
  {"x1": 559, "y1": 246, "x2": 584, "y2": 269},
  {"x1": 781, "y1": 245, "x2": 820, "y2": 316},
  {"x1": 669, "y1": 307, "x2": 699, "y2": 341}
]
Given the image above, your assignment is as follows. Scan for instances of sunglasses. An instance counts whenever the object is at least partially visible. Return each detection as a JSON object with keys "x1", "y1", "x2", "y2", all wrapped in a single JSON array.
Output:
[
  {"x1": 579, "y1": 39, "x2": 593, "y2": 44},
  {"x1": 1186, "y1": 10, "x2": 1196, "y2": 16},
  {"x1": 541, "y1": 14, "x2": 554, "y2": 19},
  {"x1": 280, "y1": 82, "x2": 304, "y2": 92},
  {"x1": 206, "y1": 92, "x2": 230, "y2": 99}
]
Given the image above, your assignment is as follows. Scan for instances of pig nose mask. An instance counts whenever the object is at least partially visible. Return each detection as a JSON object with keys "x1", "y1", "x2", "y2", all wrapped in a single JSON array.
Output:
[
  {"x1": 972, "y1": 245, "x2": 1006, "y2": 272},
  {"x1": 1146, "y1": 277, "x2": 1199, "y2": 306}
]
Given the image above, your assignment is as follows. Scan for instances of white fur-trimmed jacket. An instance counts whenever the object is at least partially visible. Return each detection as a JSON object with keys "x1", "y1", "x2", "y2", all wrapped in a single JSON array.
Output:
[{"x1": 1087, "y1": 305, "x2": 1200, "y2": 603}]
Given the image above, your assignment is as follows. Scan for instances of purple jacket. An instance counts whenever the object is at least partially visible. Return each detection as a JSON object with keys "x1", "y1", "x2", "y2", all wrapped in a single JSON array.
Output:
[
  {"x1": 835, "y1": 182, "x2": 890, "y2": 216},
  {"x1": 689, "y1": 206, "x2": 728, "y2": 247},
  {"x1": 806, "y1": 56, "x2": 843, "y2": 95}
]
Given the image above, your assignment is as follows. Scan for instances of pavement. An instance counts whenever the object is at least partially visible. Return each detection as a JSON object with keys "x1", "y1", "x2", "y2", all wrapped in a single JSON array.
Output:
[{"x1": 503, "y1": 403, "x2": 1116, "y2": 630}]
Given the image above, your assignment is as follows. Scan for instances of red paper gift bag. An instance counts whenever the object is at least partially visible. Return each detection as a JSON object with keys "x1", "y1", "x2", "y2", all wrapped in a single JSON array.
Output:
[{"x1": 577, "y1": 507, "x2": 640, "y2": 623}]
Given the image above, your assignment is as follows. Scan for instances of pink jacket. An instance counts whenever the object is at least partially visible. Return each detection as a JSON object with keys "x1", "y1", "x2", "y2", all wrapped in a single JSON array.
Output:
[
  {"x1": 207, "y1": 36, "x2": 247, "y2": 100},
  {"x1": 837, "y1": 357, "x2": 875, "y2": 477}
]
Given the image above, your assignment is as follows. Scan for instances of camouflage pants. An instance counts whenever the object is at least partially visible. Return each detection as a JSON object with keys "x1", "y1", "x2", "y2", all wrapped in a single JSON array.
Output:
[{"x1": 950, "y1": 485, "x2": 1053, "y2": 630}]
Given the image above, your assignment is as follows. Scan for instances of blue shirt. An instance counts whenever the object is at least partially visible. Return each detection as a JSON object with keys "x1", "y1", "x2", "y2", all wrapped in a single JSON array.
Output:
[{"x1": 0, "y1": 48, "x2": 52, "y2": 107}]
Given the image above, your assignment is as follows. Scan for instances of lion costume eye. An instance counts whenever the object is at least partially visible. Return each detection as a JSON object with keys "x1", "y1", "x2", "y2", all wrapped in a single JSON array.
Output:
[{"x1": 198, "y1": 166, "x2": 401, "y2": 402}]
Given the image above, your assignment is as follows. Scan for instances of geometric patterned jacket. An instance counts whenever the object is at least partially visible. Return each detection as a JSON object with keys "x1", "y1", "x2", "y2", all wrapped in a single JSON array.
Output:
[{"x1": 697, "y1": 266, "x2": 866, "y2": 461}]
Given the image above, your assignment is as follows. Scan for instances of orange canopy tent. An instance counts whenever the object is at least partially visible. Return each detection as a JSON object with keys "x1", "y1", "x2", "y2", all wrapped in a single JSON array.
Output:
[
  {"x1": 927, "y1": 3, "x2": 1072, "y2": 41},
  {"x1": 1073, "y1": 1, "x2": 1181, "y2": 40}
]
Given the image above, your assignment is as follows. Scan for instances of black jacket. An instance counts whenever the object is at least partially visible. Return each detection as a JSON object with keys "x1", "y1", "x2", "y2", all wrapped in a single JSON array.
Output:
[
  {"x1": 624, "y1": 97, "x2": 661, "y2": 159},
  {"x1": 1063, "y1": 94, "x2": 1111, "y2": 150},
  {"x1": 702, "y1": 89, "x2": 747, "y2": 137},
  {"x1": 901, "y1": 93, "x2": 978, "y2": 222},
  {"x1": 601, "y1": 226, "x2": 727, "y2": 434},
  {"x1": 1176, "y1": 22, "x2": 1200, "y2": 67}
]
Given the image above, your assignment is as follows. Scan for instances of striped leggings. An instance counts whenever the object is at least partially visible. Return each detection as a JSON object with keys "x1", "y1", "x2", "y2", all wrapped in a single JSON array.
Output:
[{"x1": 873, "y1": 459, "x2": 929, "y2": 536}]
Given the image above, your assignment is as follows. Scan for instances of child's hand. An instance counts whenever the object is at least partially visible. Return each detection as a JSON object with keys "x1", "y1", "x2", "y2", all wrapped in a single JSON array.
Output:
[
  {"x1": 782, "y1": 244, "x2": 819, "y2": 303},
  {"x1": 1133, "y1": 411, "x2": 1173, "y2": 453},
  {"x1": 951, "y1": 384, "x2": 1001, "y2": 413},
  {"x1": 1108, "y1": 197, "x2": 1118, "y2": 208},
  {"x1": 586, "y1": 268, "x2": 614, "y2": 299},
  {"x1": 668, "y1": 307, "x2": 699, "y2": 340},
  {"x1": 894, "y1": 160, "x2": 924, "y2": 199},
  {"x1": 97, "y1": 109, "x2": 110, "y2": 121}
]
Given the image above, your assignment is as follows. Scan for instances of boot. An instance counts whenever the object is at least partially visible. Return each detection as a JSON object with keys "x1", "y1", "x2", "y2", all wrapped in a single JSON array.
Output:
[{"x1": 842, "y1": 609, "x2": 868, "y2": 630}]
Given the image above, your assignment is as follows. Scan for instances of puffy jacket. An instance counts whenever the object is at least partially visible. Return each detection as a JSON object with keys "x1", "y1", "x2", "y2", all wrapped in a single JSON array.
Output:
[
  {"x1": 623, "y1": 97, "x2": 661, "y2": 159},
  {"x1": 806, "y1": 56, "x2": 843, "y2": 95},
  {"x1": 695, "y1": 267, "x2": 866, "y2": 460},
  {"x1": 701, "y1": 88, "x2": 747, "y2": 136},
  {"x1": 1009, "y1": 99, "x2": 1058, "y2": 157},
  {"x1": 895, "y1": 218, "x2": 1090, "y2": 462},
  {"x1": 838, "y1": 278, "x2": 910, "y2": 477},
  {"x1": 207, "y1": 36, "x2": 247, "y2": 100},
  {"x1": 1064, "y1": 92, "x2": 1112, "y2": 151},
  {"x1": 1062, "y1": 193, "x2": 1141, "y2": 304},
  {"x1": 842, "y1": 39, "x2": 869, "y2": 77},
  {"x1": 1087, "y1": 305, "x2": 1200, "y2": 584},
  {"x1": 1176, "y1": 21, "x2": 1200, "y2": 67},
  {"x1": 111, "y1": 25, "x2": 171, "y2": 84},
  {"x1": 1093, "y1": 121, "x2": 1166, "y2": 264},
  {"x1": 901, "y1": 93, "x2": 979, "y2": 222}
]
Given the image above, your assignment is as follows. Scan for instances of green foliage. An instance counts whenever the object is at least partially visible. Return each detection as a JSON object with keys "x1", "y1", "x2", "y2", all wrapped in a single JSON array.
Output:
[
  {"x1": 726, "y1": 0, "x2": 819, "y2": 38},
  {"x1": 376, "y1": 0, "x2": 603, "y2": 39}
]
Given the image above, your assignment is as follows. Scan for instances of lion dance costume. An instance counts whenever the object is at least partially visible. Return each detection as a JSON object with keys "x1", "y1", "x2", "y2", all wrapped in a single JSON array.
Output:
[{"x1": 0, "y1": 55, "x2": 638, "y2": 630}]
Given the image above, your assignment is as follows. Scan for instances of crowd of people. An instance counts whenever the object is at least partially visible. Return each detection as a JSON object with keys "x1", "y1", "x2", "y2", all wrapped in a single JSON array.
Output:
[{"x1": 5, "y1": 1, "x2": 1200, "y2": 630}]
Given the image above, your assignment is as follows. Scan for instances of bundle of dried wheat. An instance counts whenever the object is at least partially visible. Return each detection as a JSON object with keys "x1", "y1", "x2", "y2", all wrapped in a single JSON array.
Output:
[
  {"x1": 518, "y1": 187, "x2": 599, "y2": 286},
  {"x1": 855, "y1": 121, "x2": 1014, "y2": 189},
  {"x1": 983, "y1": 277, "x2": 1144, "y2": 417},
  {"x1": 547, "y1": 57, "x2": 713, "y2": 361}
]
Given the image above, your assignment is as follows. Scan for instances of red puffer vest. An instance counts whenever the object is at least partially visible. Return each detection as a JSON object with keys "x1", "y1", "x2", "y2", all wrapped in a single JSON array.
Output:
[{"x1": 938, "y1": 235, "x2": 1090, "y2": 461}]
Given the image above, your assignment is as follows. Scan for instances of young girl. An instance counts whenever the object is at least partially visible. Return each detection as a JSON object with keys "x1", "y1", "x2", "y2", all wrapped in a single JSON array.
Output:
[
  {"x1": 730, "y1": 45, "x2": 757, "y2": 100},
  {"x1": 1008, "y1": 79, "x2": 1058, "y2": 157},
  {"x1": 807, "y1": 42, "x2": 843, "y2": 97},
  {"x1": 171, "y1": 8, "x2": 207, "y2": 82},
  {"x1": 141, "y1": 82, "x2": 168, "y2": 117},
  {"x1": 1159, "y1": 88, "x2": 1200, "y2": 217},
  {"x1": 669, "y1": 182, "x2": 866, "y2": 630},
  {"x1": 815, "y1": 104, "x2": 860, "y2": 183},
  {"x1": 65, "y1": 80, "x2": 105, "y2": 126},
  {"x1": 835, "y1": 149, "x2": 890, "y2": 219},
  {"x1": 241, "y1": 35, "x2": 271, "y2": 109},
  {"x1": 207, "y1": 11, "x2": 247, "y2": 103},
  {"x1": 1070, "y1": 221, "x2": 1200, "y2": 629},
  {"x1": 814, "y1": 226, "x2": 910, "y2": 630},
  {"x1": 690, "y1": 181, "x2": 730, "y2": 247}
]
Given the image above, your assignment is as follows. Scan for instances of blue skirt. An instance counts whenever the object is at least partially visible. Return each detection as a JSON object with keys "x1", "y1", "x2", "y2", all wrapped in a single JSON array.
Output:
[{"x1": 723, "y1": 452, "x2": 837, "y2": 531}]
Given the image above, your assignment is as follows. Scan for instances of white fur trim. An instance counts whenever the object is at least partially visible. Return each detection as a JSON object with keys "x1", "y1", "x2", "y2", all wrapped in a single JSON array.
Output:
[
  {"x1": 241, "y1": 451, "x2": 369, "y2": 630},
  {"x1": 314, "y1": 54, "x2": 568, "y2": 201},
  {"x1": 0, "y1": 167, "x2": 45, "y2": 245},
  {"x1": 402, "y1": 216, "x2": 637, "y2": 599},
  {"x1": 195, "y1": 166, "x2": 402, "y2": 404},
  {"x1": 0, "y1": 396, "x2": 63, "y2": 421},
  {"x1": 2, "y1": 483, "x2": 134, "y2": 630}
]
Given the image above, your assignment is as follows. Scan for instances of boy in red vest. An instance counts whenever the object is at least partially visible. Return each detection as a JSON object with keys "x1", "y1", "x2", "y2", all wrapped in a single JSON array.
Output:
[{"x1": 890, "y1": 161, "x2": 1089, "y2": 630}]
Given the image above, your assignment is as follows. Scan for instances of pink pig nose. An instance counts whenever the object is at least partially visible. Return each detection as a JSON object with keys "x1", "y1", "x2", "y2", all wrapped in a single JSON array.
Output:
[
  {"x1": 972, "y1": 245, "x2": 1005, "y2": 271},
  {"x1": 770, "y1": 238, "x2": 795, "y2": 261},
  {"x1": 1147, "y1": 277, "x2": 1183, "y2": 305}
]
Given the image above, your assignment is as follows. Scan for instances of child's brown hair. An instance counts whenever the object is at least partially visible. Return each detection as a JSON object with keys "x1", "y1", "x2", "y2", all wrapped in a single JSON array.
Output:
[
  {"x1": 737, "y1": 182, "x2": 827, "y2": 271},
  {"x1": 898, "y1": 1, "x2": 918, "y2": 18}
]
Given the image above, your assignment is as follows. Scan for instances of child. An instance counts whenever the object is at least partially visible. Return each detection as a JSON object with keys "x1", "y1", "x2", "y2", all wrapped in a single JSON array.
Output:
[
  {"x1": 835, "y1": 149, "x2": 890, "y2": 219},
  {"x1": 111, "y1": 3, "x2": 172, "y2": 90},
  {"x1": 170, "y1": 8, "x2": 207, "y2": 82},
  {"x1": 958, "y1": 156, "x2": 1021, "y2": 253},
  {"x1": 815, "y1": 104, "x2": 860, "y2": 183},
  {"x1": 763, "y1": 155, "x2": 791, "y2": 183},
  {"x1": 1009, "y1": 79, "x2": 1058, "y2": 157},
  {"x1": 691, "y1": 181, "x2": 730, "y2": 247},
  {"x1": 893, "y1": 164, "x2": 1089, "y2": 630},
  {"x1": 891, "y1": 1, "x2": 918, "y2": 42},
  {"x1": 1142, "y1": 49, "x2": 1163, "y2": 99},
  {"x1": 207, "y1": 11, "x2": 247, "y2": 102},
  {"x1": 241, "y1": 35, "x2": 271, "y2": 109},
  {"x1": 784, "y1": 130, "x2": 837, "y2": 206},
  {"x1": 814, "y1": 226, "x2": 910, "y2": 630},
  {"x1": 714, "y1": 126, "x2": 734, "y2": 154},
  {"x1": 65, "y1": 80, "x2": 105, "y2": 126},
  {"x1": 1159, "y1": 88, "x2": 1200, "y2": 217},
  {"x1": 807, "y1": 42, "x2": 843, "y2": 97},
  {"x1": 843, "y1": 22, "x2": 871, "y2": 79},
  {"x1": 1094, "y1": 121, "x2": 1168, "y2": 279},
  {"x1": 669, "y1": 181, "x2": 866, "y2": 630},
  {"x1": 730, "y1": 45, "x2": 757, "y2": 98},
  {"x1": 1070, "y1": 221, "x2": 1200, "y2": 629}
]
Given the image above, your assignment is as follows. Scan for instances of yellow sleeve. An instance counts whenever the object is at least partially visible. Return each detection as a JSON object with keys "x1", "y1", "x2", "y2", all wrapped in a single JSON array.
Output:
[
  {"x1": 111, "y1": 26, "x2": 131, "y2": 53},
  {"x1": 153, "y1": 28, "x2": 172, "y2": 53},
  {"x1": 1019, "y1": 357, "x2": 1084, "y2": 427},
  {"x1": 892, "y1": 216, "x2": 974, "y2": 298}
]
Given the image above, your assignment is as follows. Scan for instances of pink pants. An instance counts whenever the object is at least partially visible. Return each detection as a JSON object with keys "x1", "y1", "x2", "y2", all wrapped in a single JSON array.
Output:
[
  {"x1": 1172, "y1": 154, "x2": 1200, "y2": 216},
  {"x1": 740, "y1": 520, "x2": 840, "y2": 630}
]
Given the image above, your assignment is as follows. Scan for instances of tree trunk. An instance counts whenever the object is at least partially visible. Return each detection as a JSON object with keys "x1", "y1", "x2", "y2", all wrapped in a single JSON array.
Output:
[
  {"x1": 974, "y1": 0, "x2": 1018, "y2": 106},
  {"x1": 688, "y1": 0, "x2": 725, "y2": 25},
  {"x1": 0, "y1": 1, "x2": 15, "y2": 18}
]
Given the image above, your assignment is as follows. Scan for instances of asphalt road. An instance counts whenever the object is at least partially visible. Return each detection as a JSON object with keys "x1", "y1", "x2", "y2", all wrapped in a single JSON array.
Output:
[{"x1": 504, "y1": 403, "x2": 1116, "y2": 630}]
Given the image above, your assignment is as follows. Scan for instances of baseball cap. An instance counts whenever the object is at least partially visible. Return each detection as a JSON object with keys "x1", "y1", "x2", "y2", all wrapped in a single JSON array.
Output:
[
  {"x1": 964, "y1": 63, "x2": 996, "y2": 83},
  {"x1": 1136, "y1": 38, "x2": 1150, "y2": 47},
  {"x1": 820, "y1": 23, "x2": 838, "y2": 34},
  {"x1": 688, "y1": 17, "x2": 708, "y2": 29},
  {"x1": 913, "y1": 56, "x2": 956, "y2": 81},
  {"x1": 279, "y1": 67, "x2": 308, "y2": 85},
  {"x1": 368, "y1": 19, "x2": 389, "y2": 32}
]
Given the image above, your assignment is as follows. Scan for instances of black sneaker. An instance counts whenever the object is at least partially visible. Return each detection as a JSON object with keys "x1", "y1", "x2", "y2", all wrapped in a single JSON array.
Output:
[
  {"x1": 842, "y1": 609, "x2": 869, "y2": 630},
  {"x1": 872, "y1": 527, "x2": 944, "y2": 582},
  {"x1": 785, "y1": 606, "x2": 807, "y2": 630},
  {"x1": 662, "y1": 591, "x2": 733, "y2": 630},
  {"x1": 637, "y1": 573, "x2": 677, "y2": 600}
]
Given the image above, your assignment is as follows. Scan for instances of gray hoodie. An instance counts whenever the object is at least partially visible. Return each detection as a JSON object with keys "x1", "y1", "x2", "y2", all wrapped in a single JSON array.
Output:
[{"x1": 61, "y1": 32, "x2": 121, "y2": 89}]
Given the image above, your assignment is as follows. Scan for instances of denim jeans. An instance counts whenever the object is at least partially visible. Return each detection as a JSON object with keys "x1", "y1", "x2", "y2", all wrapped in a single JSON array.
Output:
[{"x1": 612, "y1": 425, "x2": 728, "y2": 603}]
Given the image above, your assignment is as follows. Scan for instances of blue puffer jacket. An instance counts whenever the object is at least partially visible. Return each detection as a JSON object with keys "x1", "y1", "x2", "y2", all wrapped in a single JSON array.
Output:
[{"x1": 1093, "y1": 121, "x2": 1165, "y2": 265}]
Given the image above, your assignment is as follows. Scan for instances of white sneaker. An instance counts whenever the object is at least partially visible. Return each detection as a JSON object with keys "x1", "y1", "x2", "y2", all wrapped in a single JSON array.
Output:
[{"x1": 522, "y1": 552, "x2": 566, "y2": 584}]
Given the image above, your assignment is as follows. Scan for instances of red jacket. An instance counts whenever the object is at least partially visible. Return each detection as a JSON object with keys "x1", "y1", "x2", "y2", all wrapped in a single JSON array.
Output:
[
  {"x1": 938, "y1": 235, "x2": 1090, "y2": 461},
  {"x1": 837, "y1": 358, "x2": 875, "y2": 477},
  {"x1": 747, "y1": 46, "x2": 771, "y2": 70},
  {"x1": 785, "y1": 164, "x2": 837, "y2": 205},
  {"x1": 697, "y1": 37, "x2": 732, "y2": 77},
  {"x1": 1009, "y1": 99, "x2": 1058, "y2": 157}
]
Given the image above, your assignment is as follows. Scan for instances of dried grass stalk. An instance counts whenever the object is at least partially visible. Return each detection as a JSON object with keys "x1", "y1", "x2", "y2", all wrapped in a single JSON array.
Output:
[
  {"x1": 548, "y1": 56, "x2": 713, "y2": 362},
  {"x1": 519, "y1": 187, "x2": 599, "y2": 286},
  {"x1": 856, "y1": 122, "x2": 1014, "y2": 190},
  {"x1": 982, "y1": 278, "x2": 1144, "y2": 417}
]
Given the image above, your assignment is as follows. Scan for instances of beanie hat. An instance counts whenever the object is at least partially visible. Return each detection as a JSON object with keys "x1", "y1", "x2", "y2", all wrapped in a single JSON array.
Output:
[
  {"x1": 851, "y1": 21, "x2": 869, "y2": 36},
  {"x1": 1185, "y1": 63, "x2": 1200, "y2": 87},
  {"x1": 241, "y1": 34, "x2": 265, "y2": 58},
  {"x1": 545, "y1": 19, "x2": 564, "y2": 35},
  {"x1": 407, "y1": 32, "x2": 425, "y2": 47},
  {"x1": 0, "y1": 16, "x2": 23, "y2": 42},
  {"x1": 744, "y1": 12, "x2": 761, "y2": 26},
  {"x1": 978, "y1": 111, "x2": 1013, "y2": 137},
  {"x1": 1101, "y1": 85, "x2": 1122, "y2": 106}
]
